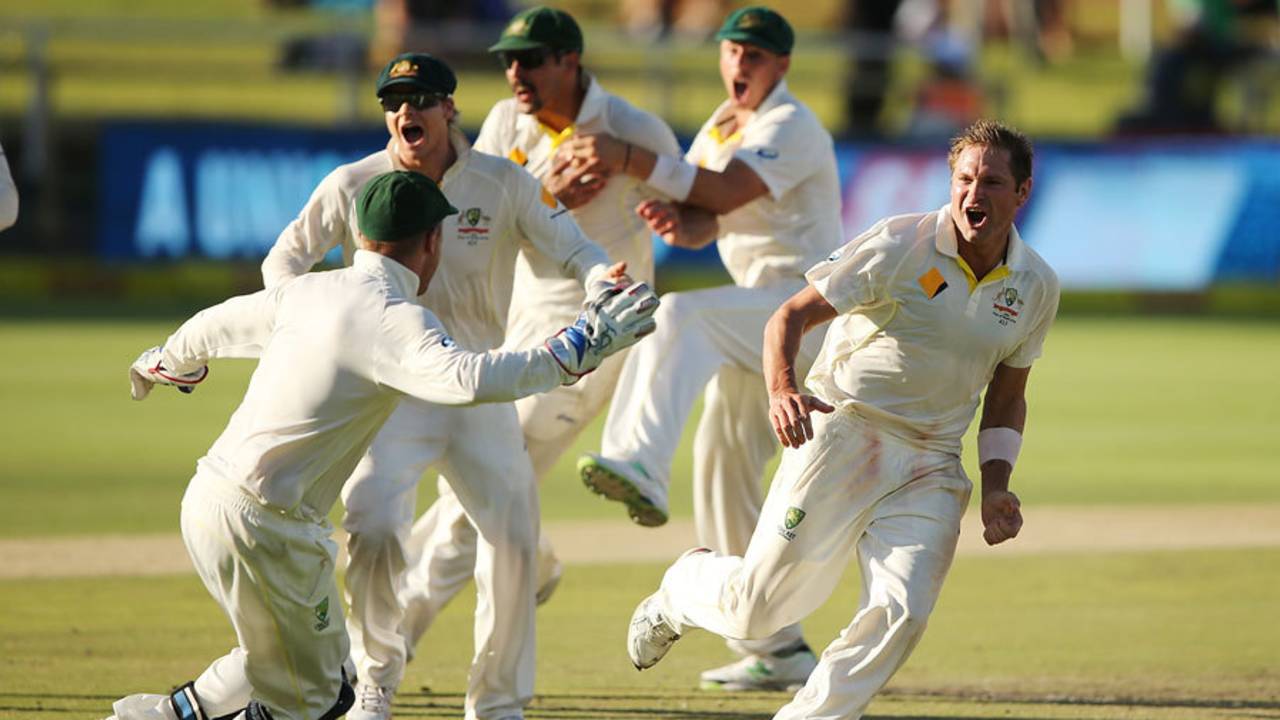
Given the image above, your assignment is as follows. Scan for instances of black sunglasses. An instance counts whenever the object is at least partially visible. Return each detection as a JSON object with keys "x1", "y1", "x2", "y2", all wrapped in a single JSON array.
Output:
[
  {"x1": 497, "y1": 48, "x2": 553, "y2": 70},
  {"x1": 379, "y1": 92, "x2": 444, "y2": 112}
]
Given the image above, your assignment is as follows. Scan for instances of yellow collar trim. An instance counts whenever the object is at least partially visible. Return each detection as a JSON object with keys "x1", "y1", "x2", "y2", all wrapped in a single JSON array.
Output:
[
  {"x1": 953, "y1": 256, "x2": 1010, "y2": 293},
  {"x1": 539, "y1": 122, "x2": 576, "y2": 150},
  {"x1": 708, "y1": 124, "x2": 742, "y2": 146}
]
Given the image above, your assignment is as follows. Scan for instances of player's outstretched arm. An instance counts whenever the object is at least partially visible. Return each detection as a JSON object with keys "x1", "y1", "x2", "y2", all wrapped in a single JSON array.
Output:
[
  {"x1": 382, "y1": 283, "x2": 660, "y2": 404},
  {"x1": 127, "y1": 287, "x2": 284, "y2": 400},
  {"x1": 978, "y1": 363, "x2": 1032, "y2": 545},
  {"x1": 764, "y1": 285, "x2": 838, "y2": 448}
]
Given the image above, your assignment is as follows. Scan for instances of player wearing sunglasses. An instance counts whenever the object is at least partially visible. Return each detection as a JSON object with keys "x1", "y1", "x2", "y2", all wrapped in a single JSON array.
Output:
[{"x1": 261, "y1": 52, "x2": 630, "y2": 720}]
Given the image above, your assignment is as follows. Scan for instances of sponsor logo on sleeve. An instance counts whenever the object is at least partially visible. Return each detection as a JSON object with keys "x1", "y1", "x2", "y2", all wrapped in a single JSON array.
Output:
[
  {"x1": 755, "y1": 147, "x2": 779, "y2": 159},
  {"x1": 440, "y1": 335, "x2": 456, "y2": 348},
  {"x1": 777, "y1": 506, "x2": 806, "y2": 541},
  {"x1": 540, "y1": 185, "x2": 558, "y2": 209},
  {"x1": 917, "y1": 267, "x2": 948, "y2": 299},
  {"x1": 992, "y1": 286, "x2": 1024, "y2": 325}
]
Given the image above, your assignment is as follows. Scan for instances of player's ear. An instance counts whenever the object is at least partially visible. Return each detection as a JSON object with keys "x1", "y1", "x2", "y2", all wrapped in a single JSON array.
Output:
[{"x1": 1015, "y1": 176, "x2": 1033, "y2": 208}]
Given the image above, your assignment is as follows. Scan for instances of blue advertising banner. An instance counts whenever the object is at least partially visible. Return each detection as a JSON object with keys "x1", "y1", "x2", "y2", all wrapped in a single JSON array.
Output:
[{"x1": 100, "y1": 122, "x2": 1280, "y2": 288}]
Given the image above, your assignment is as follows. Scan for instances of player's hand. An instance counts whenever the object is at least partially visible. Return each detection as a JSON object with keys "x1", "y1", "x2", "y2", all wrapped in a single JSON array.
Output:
[
  {"x1": 768, "y1": 390, "x2": 834, "y2": 449},
  {"x1": 584, "y1": 262, "x2": 633, "y2": 306},
  {"x1": 129, "y1": 346, "x2": 208, "y2": 401},
  {"x1": 547, "y1": 147, "x2": 609, "y2": 210},
  {"x1": 563, "y1": 133, "x2": 628, "y2": 175},
  {"x1": 546, "y1": 282, "x2": 660, "y2": 384},
  {"x1": 980, "y1": 490, "x2": 1023, "y2": 545},
  {"x1": 636, "y1": 199, "x2": 681, "y2": 244}
]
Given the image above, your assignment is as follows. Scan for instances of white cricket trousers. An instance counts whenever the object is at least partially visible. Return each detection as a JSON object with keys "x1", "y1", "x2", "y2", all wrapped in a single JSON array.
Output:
[
  {"x1": 659, "y1": 410, "x2": 971, "y2": 720},
  {"x1": 179, "y1": 470, "x2": 348, "y2": 720},
  {"x1": 391, "y1": 299, "x2": 632, "y2": 638},
  {"x1": 340, "y1": 398, "x2": 538, "y2": 720},
  {"x1": 603, "y1": 280, "x2": 824, "y2": 655}
]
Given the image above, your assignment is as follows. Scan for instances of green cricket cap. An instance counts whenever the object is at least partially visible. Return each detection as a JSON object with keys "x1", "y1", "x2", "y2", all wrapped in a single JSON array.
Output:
[
  {"x1": 715, "y1": 6, "x2": 794, "y2": 56},
  {"x1": 376, "y1": 53, "x2": 457, "y2": 97},
  {"x1": 356, "y1": 171, "x2": 458, "y2": 243},
  {"x1": 488, "y1": 6, "x2": 583, "y2": 54}
]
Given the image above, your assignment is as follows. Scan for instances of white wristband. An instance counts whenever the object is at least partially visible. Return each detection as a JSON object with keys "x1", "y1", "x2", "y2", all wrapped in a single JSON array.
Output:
[
  {"x1": 645, "y1": 154, "x2": 697, "y2": 202},
  {"x1": 978, "y1": 427, "x2": 1022, "y2": 468}
]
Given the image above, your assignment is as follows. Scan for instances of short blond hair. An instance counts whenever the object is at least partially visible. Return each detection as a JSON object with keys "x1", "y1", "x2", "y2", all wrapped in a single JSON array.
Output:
[{"x1": 948, "y1": 119, "x2": 1034, "y2": 187}]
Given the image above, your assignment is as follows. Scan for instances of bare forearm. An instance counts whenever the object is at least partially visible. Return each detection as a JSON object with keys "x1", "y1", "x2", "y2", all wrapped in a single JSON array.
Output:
[
  {"x1": 666, "y1": 205, "x2": 719, "y2": 249},
  {"x1": 763, "y1": 306, "x2": 807, "y2": 397}
]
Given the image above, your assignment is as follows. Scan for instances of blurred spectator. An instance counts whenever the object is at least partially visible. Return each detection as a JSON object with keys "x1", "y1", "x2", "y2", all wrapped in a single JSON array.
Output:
[
  {"x1": 843, "y1": 0, "x2": 904, "y2": 137},
  {"x1": 620, "y1": 0, "x2": 733, "y2": 40},
  {"x1": 1115, "y1": 0, "x2": 1275, "y2": 134},
  {"x1": 904, "y1": 31, "x2": 984, "y2": 139},
  {"x1": 373, "y1": 0, "x2": 512, "y2": 65},
  {"x1": 0, "y1": 140, "x2": 17, "y2": 232}
]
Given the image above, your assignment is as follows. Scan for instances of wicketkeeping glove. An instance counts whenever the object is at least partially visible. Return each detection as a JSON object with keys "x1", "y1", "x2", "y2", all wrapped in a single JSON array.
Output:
[
  {"x1": 546, "y1": 282, "x2": 660, "y2": 384},
  {"x1": 129, "y1": 346, "x2": 208, "y2": 401}
]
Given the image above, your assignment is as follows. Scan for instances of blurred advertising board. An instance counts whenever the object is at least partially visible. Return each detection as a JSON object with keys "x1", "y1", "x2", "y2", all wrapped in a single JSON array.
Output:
[{"x1": 101, "y1": 122, "x2": 1280, "y2": 289}]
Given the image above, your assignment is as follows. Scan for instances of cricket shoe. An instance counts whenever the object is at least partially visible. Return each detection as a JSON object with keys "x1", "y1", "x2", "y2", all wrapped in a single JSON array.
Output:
[
  {"x1": 347, "y1": 682, "x2": 394, "y2": 720},
  {"x1": 627, "y1": 589, "x2": 682, "y2": 670},
  {"x1": 577, "y1": 453, "x2": 668, "y2": 527},
  {"x1": 699, "y1": 643, "x2": 819, "y2": 692}
]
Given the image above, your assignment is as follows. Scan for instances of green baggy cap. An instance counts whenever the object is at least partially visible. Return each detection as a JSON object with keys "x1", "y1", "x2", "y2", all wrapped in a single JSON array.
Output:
[
  {"x1": 376, "y1": 53, "x2": 458, "y2": 97},
  {"x1": 715, "y1": 6, "x2": 794, "y2": 56},
  {"x1": 488, "y1": 6, "x2": 583, "y2": 54},
  {"x1": 357, "y1": 171, "x2": 458, "y2": 243}
]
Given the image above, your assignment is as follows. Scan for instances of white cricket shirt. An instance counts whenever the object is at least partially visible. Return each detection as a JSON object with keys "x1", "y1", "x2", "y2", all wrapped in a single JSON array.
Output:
[
  {"x1": 262, "y1": 126, "x2": 612, "y2": 351},
  {"x1": 162, "y1": 250, "x2": 566, "y2": 523},
  {"x1": 686, "y1": 79, "x2": 843, "y2": 289},
  {"x1": 805, "y1": 207, "x2": 1060, "y2": 454},
  {"x1": 474, "y1": 74, "x2": 681, "y2": 306}
]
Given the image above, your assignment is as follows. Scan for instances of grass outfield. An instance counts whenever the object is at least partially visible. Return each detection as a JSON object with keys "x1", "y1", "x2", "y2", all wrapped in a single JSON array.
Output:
[
  {"x1": 2, "y1": 550, "x2": 1278, "y2": 718},
  {"x1": 1, "y1": 315, "x2": 1279, "y2": 538}
]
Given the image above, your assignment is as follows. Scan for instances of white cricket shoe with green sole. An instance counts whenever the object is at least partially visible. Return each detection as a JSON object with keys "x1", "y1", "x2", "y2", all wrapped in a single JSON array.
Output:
[{"x1": 699, "y1": 644, "x2": 818, "y2": 691}]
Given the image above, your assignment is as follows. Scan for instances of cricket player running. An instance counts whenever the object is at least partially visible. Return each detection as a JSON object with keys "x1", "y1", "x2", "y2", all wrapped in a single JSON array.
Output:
[
  {"x1": 563, "y1": 6, "x2": 840, "y2": 690},
  {"x1": 626, "y1": 120, "x2": 1060, "y2": 719},
  {"x1": 395, "y1": 5, "x2": 683, "y2": 650},
  {"x1": 261, "y1": 55, "x2": 621, "y2": 720},
  {"x1": 105, "y1": 171, "x2": 659, "y2": 720}
]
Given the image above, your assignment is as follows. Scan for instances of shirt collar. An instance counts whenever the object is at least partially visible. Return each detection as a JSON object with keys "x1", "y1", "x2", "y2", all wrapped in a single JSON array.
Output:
[
  {"x1": 384, "y1": 124, "x2": 471, "y2": 182},
  {"x1": 575, "y1": 73, "x2": 606, "y2": 126},
  {"x1": 932, "y1": 205, "x2": 1027, "y2": 270},
  {"x1": 353, "y1": 249, "x2": 420, "y2": 298},
  {"x1": 709, "y1": 78, "x2": 792, "y2": 134}
]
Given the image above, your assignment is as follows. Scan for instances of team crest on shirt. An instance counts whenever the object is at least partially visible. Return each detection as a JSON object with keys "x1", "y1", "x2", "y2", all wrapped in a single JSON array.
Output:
[
  {"x1": 777, "y1": 506, "x2": 806, "y2": 541},
  {"x1": 457, "y1": 207, "x2": 491, "y2": 245},
  {"x1": 314, "y1": 597, "x2": 330, "y2": 631},
  {"x1": 992, "y1": 286, "x2": 1024, "y2": 325},
  {"x1": 755, "y1": 147, "x2": 779, "y2": 159}
]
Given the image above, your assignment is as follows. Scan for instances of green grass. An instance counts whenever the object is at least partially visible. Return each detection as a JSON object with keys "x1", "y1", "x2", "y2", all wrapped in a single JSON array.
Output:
[
  {"x1": 1, "y1": 315, "x2": 1278, "y2": 538},
  {"x1": 2, "y1": 549, "x2": 1277, "y2": 717}
]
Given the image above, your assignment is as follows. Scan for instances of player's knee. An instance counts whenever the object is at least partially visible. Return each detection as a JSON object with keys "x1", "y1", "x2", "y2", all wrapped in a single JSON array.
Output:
[{"x1": 720, "y1": 589, "x2": 788, "y2": 640}]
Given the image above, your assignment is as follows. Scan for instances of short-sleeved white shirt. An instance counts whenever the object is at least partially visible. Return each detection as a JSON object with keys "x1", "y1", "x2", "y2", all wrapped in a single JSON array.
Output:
[
  {"x1": 261, "y1": 126, "x2": 611, "y2": 352},
  {"x1": 805, "y1": 207, "x2": 1060, "y2": 454},
  {"x1": 686, "y1": 79, "x2": 842, "y2": 289},
  {"x1": 475, "y1": 74, "x2": 681, "y2": 309}
]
